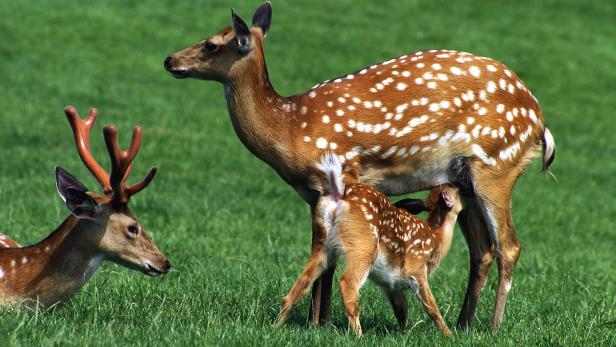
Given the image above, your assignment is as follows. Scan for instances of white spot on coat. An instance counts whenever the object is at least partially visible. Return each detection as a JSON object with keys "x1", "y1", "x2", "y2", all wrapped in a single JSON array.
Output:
[
  {"x1": 316, "y1": 138, "x2": 328, "y2": 149},
  {"x1": 469, "y1": 66, "x2": 481, "y2": 77}
]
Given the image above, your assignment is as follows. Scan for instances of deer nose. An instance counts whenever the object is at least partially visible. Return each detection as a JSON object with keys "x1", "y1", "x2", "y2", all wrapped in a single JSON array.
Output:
[
  {"x1": 164, "y1": 56, "x2": 172, "y2": 70},
  {"x1": 164, "y1": 260, "x2": 171, "y2": 271}
]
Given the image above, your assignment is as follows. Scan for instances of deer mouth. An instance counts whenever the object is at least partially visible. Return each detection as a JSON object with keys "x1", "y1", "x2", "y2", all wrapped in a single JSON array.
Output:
[
  {"x1": 168, "y1": 68, "x2": 189, "y2": 79},
  {"x1": 143, "y1": 261, "x2": 168, "y2": 276}
]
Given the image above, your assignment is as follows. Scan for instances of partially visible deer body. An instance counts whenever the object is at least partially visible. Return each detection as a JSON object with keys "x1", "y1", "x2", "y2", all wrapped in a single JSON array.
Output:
[
  {"x1": 0, "y1": 107, "x2": 170, "y2": 307},
  {"x1": 275, "y1": 154, "x2": 463, "y2": 337},
  {"x1": 164, "y1": 2, "x2": 555, "y2": 330}
]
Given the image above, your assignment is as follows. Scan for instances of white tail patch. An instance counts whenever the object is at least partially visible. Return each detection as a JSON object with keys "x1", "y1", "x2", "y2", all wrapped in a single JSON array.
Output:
[
  {"x1": 316, "y1": 152, "x2": 345, "y2": 201},
  {"x1": 542, "y1": 126, "x2": 556, "y2": 179}
]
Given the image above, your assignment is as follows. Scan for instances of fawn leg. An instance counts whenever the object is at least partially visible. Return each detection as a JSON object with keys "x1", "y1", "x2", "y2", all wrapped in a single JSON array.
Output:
[
  {"x1": 338, "y1": 252, "x2": 373, "y2": 337},
  {"x1": 275, "y1": 247, "x2": 328, "y2": 327},
  {"x1": 415, "y1": 270, "x2": 452, "y2": 336}
]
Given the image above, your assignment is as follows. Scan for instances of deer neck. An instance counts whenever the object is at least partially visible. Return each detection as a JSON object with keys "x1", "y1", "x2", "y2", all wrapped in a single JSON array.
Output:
[
  {"x1": 7, "y1": 216, "x2": 106, "y2": 306},
  {"x1": 427, "y1": 207, "x2": 458, "y2": 265},
  {"x1": 223, "y1": 53, "x2": 293, "y2": 169}
]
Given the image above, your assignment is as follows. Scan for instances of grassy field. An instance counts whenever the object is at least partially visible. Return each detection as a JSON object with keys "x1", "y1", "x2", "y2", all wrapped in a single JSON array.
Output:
[{"x1": 1, "y1": 0, "x2": 615, "y2": 345}]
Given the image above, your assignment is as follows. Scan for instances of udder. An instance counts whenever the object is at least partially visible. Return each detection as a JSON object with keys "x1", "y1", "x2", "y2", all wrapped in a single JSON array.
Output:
[{"x1": 362, "y1": 158, "x2": 454, "y2": 196}]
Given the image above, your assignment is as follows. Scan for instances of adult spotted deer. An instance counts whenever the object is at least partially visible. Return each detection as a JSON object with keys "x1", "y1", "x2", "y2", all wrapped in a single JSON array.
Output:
[
  {"x1": 0, "y1": 107, "x2": 170, "y2": 307},
  {"x1": 164, "y1": 2, "x2": 555, "y2": 330},
  {"x1": 275, "y1": 154, "x2": 463, "y2": 337}
]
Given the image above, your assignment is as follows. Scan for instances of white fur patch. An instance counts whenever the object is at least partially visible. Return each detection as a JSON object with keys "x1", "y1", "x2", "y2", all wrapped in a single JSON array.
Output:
[
  {"x1": 316, "y1": 152, "x2": 345, "y2": 199},
  {"x1": 83, "y1": 254, "x2": 105, "y2": 281},
  {"x1": 504, "y1": 279, "x2": 512, "y2": 293},
  {"x1": 369, "y1": 254, "x2": 410, "y2": 291},
  {"x1": 543, "y1": 127, "x2": 556, "y2": 170}
]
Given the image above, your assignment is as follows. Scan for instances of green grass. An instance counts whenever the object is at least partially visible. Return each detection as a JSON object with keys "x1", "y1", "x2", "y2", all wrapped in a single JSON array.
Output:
[{"x1": 1, "y1": 0, "x2": 615, "y2": 345}]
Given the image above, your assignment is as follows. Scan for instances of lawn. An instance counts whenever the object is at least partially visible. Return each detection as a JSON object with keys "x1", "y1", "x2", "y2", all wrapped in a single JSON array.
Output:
[{"x1": 0, "y1": 0, "x2": 615, "y2": 345}]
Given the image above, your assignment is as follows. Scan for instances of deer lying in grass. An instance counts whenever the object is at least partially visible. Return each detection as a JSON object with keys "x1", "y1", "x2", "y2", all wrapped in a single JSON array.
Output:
[
  {"x1": 275, "y1": 153, "x2": 462, "y2": 336},
  {"x1": 0, "y1": 107, "x2": 170, "y2": 307}
]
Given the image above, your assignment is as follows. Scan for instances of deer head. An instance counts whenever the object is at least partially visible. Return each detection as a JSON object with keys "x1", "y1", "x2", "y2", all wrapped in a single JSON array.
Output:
[
  {"x1": 163, "y1": 2, "x2": 272, "y2": 82},
  {"x1": 395, "y1": 184, "x2": 462, "y2": 218},
  {"x1": 60, "y1": 106, "x2": 170, "y2": 276}
]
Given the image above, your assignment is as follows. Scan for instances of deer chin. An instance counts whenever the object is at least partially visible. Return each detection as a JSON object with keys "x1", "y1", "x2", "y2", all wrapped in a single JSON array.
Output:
[
  {"x1": 169, "y1": 67, "x2": 189, "y2": 79},
  {"x1": 143, "y1": 261, "x2": 167, "y2": 277}
]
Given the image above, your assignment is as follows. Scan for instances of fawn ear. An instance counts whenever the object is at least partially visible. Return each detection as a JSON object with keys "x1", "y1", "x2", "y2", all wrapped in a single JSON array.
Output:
[
  {"x1": 55, "y1": 167, "x2": 98, "y2": 219},
  {"x1": 441, "y1": 189, "x2": 455, "y2": 208},
  {"x1": 231, "y1": 9, "x2": 252, "y2": 54},
  {"x1": 252, "y1": 2, "x2": 272, "y2": 37},
  {"x1": 394, "y1": 198, "x2": 427, "y2": 215}
]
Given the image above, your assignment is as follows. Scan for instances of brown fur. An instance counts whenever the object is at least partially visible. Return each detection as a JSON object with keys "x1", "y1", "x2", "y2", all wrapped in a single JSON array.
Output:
[
  {"x1": 275, "y1": 184, "x2": 462, "y2": 336},
  {"x1": 0, "y1": 233, "x2": 20, "y2": 249},
  {"x1": 0, "y1": 110, "x2": 169, "y2": 307},
  {"x1": 0, "y1": 194, "x2": 169, "y2": 308},
  {"x1": 165, "y1": 3, "x2": 555, "y2": 329}
]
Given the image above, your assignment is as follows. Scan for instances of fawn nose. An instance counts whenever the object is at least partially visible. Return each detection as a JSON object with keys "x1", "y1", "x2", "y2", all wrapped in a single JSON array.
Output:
[
  {"x1": 164, "y1": 56, "x2": 172, "y2": 70},
  {"x1": 164, "y1": 260, "x2": 171, "y2": 272}
]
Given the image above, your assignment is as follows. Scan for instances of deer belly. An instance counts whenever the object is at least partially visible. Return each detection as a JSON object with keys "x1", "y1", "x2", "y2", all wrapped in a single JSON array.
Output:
[
  {"x1": 369, "y1": 253, "x2": 417, "y2": 292},
  {"x1": 364, "y1": 157, "x2": 454, "y2": 195}
]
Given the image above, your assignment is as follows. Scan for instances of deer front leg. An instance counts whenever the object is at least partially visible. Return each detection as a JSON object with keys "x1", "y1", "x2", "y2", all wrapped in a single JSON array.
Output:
[
  {"x1": 307, "y1": 205, "x2": 336, "y2": 326},
  {"x1": 385, "y1": 290, "x2": 409, "y2": 331},
  {"x1": 275, "y1": 247, "x2": 328, "y2": 327},
  {"x1": 415, "y1": 270, "x2": 452, "y2": 336}
]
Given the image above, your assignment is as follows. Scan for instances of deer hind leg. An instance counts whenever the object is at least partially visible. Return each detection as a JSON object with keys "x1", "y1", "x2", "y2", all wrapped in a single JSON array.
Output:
[
  {"x1": 385, "y1": 290, "x2": 409, "y2": 331},
  {"x1": 471, "y1": 162, "x2": 524, "y2": 331},
  {"x1": 415, "y1": 269, "x2": 452, "y2": 336},
  {"x1": 338, "y1": 253, "x2": 373, "y2": 337},
  {"x1": 481, "y1": 197, "x2": 521, "y2": 331},
  {"x1": 275, "y1": 246, "x2": 328, "y2": 327},
  {"x1": 456, "y1": 200, "x2": 496, "y2": 330},
  {"x1": 277, "y1": 203, "x2": 333, "y2": 327}
]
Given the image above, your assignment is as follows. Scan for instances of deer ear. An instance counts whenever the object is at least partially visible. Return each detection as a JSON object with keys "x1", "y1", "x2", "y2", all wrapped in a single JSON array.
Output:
[
  {"x1": 55, "y1": 167, "x2": 99, "y2": 219},
  {"x1": 55, "y1": 166, "x2": 88, "y2": 200},
  {"x1": 252, "y1": 2, "x2": 272, "y2": 37},
  {"x1": 441, "y1": 189, "x2": 455, "y2": 208},
  {"x1": 231, "y1": 10, "x2": 252, "y2": 54},
  {"x1": 394, "y1": 198, "x2": 427, "y2": 215}
]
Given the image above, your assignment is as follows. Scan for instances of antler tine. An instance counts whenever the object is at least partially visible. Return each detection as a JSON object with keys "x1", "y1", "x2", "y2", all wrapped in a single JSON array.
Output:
[
  {"x1": 103, "y1": 125, "x2": 154, "y2": 203},
  {"x1": 123, "y1": 126, "x2": 157, "y2": 196},
  {"x1": 125, "y1": 166, "x2": 158, "y2": 196},
  {"x1": 64, "y1": 106, "x2": 111, "y2": 192}
]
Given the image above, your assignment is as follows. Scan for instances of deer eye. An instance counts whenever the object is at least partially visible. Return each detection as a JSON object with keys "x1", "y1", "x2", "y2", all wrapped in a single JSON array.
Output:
[
  {"x1": 203, "y1": 41, "x2": 218, "y2": 53},
  {"x1": 127, "y1": 224, "x2": 140, "y2": 235}
]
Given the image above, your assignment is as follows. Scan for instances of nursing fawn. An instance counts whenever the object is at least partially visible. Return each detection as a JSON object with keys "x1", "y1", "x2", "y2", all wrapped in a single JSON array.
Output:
[
  {"x1": 0, "y1": 107, "x2": 169, "y2": 307},
  {"x1": 275, "y1": 154, "x2": 462, "y2": 336}
]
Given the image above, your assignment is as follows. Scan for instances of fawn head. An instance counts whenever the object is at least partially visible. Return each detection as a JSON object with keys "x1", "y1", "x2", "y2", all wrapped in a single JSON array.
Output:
[
  {"x1": 395, "y1": 184, "x2": 462, "y2": 217},
  {"x1": 164, "y1": 2, "x2": 272, "y2": 82},
  {"x1": 59, "y1": 106, "x2": 170, "y2": 276}
]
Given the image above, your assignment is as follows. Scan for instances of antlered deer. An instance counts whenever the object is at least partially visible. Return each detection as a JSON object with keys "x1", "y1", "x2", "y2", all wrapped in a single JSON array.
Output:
[
  {"x1": 0, "y1": 107, "x2": 170, "y2": 307},
  {"x1": 164, "y1": 2, "x2": 555, "y2": 330},
  {"x1": 275, "y1": 153, "x2": 463, "y2": 337}
]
